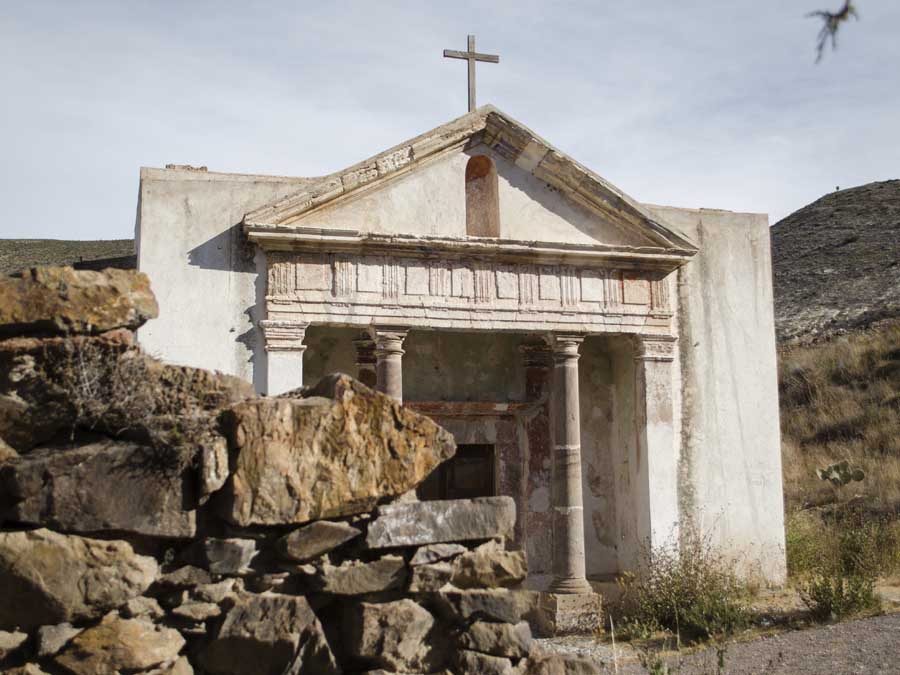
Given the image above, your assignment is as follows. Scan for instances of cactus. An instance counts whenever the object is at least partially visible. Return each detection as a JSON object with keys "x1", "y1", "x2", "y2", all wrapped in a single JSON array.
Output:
[{"x1": 817, "y1": 461, "x2": 865, "y2": 487}]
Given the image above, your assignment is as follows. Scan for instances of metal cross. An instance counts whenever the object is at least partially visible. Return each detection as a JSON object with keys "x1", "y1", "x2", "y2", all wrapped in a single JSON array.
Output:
[{"x1": 443, "y1": 35, "x2": 499, "y2": 112}]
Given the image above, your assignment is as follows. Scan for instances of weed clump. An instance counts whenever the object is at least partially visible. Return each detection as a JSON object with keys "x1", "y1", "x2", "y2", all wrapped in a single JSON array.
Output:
[
  {"x1": 609, "y1": 531, "x2": 751, "y2": 644},
  {"x1": 48, "y1": 337, "x2": 220, "y2": 472}
]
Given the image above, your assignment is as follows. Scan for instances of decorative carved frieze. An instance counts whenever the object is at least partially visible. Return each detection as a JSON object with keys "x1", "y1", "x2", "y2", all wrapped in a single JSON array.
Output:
[{"x1": 264, "y1": 251, "x2": 676, "y2": 336}]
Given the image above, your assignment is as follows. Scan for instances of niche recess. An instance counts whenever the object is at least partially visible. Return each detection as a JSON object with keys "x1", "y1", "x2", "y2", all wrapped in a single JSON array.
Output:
[{"x1": 465, "y1": 155, "x2": 500, "y2": 237}]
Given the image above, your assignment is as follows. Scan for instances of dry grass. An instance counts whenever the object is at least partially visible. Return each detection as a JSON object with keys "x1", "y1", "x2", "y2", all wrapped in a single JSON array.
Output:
[
  {"x1": 51, "y1": 338, "x2": 209, "y2": 472},
  {"x1": 608, "y1": 530, "x2": 752, "y2": 644},
  {"x1": 780, "y1": 321, "x2": 900, "y2": 513},
  {"x1": 781, "y1": 321, "x2": 900, "y2": 608}
]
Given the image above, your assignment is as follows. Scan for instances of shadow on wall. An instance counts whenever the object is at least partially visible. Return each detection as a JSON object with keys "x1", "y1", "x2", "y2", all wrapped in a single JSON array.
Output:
[
  {"x1": 484, "y1": 148, "x2": 654, "y2": 248},
  {"x1": 187, "y1": 222, "x2": 267, "y2": 394}
]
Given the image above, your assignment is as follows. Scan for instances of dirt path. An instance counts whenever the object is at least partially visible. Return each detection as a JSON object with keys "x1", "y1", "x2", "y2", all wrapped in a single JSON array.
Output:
[{"x1": 538, "y1": 613, "x2": 900, "y2": 674}]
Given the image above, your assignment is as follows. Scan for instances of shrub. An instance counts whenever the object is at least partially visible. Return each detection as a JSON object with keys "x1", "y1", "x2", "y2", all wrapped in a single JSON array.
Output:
[
  {"x1": 800, "y1": 572, "x2": 879, "y2": 621},
  {"x1": 610, "y1": 530, "x2": 751, "y2": 644},
  {"x1": 50, "y1": 338, "x2": 209, "y2": 472},
  {"x1": 789, "y1": 504, "x2": 892, "y2": 620}
]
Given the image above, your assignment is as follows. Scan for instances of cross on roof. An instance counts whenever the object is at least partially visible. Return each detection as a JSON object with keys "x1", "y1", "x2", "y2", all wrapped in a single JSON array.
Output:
[{"x1": 443, "y1": 35, "x2": 499, "y2": 113}]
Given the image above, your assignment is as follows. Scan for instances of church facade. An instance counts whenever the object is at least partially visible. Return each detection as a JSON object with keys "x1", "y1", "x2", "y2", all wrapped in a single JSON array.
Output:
[{"x1": 136, "y1": 107, "x2": 787, "y2": 591}]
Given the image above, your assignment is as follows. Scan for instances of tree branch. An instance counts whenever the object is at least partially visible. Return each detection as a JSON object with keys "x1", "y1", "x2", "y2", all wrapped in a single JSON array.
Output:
[{"x1": 807, "y1": 1, "x2": 859, "y2": 63}]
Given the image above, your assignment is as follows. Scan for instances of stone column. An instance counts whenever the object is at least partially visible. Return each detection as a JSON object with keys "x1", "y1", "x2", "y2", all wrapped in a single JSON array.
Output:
[
  {"x1": 370, "y1": 327, "x2": 408, "y2": 403},
  {"x1": 260, "y1": 319, "x2": 309, "y2": 396},
  {"x1": 549, "y1": 334, "x2": 592, "y2": 594},
  {"x1": 353, "y1": 334, "x2": 377, "y2": 389},
  {"x1": 633, "y1": 334, "x2": 679, "y2": 556}
]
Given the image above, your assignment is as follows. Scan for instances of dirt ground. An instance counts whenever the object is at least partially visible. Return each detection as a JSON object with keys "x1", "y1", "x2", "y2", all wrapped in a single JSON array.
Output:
[
  {"x1": 538, "y1": 587, "x2": 900, "y2": 675},
  {"x1": 539, "y1": 612, "x2": 900, "y2": 674}
]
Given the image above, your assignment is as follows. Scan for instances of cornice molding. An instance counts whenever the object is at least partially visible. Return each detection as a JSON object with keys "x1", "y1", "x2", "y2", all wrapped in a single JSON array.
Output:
[
  {"x1": 242, "y1": 106, "x2": 699, "y2": 255},
  {"x1": 246, "y1": 228, "x2": 695, "y2": 273}
]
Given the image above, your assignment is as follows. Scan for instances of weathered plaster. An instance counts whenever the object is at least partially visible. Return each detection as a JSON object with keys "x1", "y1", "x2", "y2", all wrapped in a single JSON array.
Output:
[
  {"x1": 647, "y1": 205, "x2": 787, "y2": 584},
  {"x1": 135, "y1": 108, "x2": 785, "y2": 589},
  {"x1": 135, "y1": 167, "x2": 314, "y2": 392}
]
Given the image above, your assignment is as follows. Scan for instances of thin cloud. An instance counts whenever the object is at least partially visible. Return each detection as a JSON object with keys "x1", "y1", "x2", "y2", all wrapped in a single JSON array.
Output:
[{"x1": 1, "y1": 0, "x2": 898, "y2": 239}]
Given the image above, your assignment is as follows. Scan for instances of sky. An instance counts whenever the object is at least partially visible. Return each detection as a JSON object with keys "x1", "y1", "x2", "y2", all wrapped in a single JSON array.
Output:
[{"x1": 2, "y1": 1, "x2": 899, "y2": 240}]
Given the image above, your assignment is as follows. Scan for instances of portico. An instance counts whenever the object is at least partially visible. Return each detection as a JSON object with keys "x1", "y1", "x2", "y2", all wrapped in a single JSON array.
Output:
[
  {"x1": 247, "y1": 216, "x2": 690, "y2": 598},
  {"x1": 137, "y1": 105, "x2": 788, "y2": 632}
]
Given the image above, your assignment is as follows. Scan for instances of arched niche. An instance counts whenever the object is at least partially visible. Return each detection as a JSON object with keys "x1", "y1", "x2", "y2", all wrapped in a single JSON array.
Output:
[{"x1": 465, "y1": 155, "x2": 500, "y2": 237}]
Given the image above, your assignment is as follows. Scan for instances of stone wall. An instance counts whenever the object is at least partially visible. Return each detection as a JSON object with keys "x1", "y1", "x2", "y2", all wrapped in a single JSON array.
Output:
[{"x1": 0, "y1": 267, "x2": 597, "y2": 674}]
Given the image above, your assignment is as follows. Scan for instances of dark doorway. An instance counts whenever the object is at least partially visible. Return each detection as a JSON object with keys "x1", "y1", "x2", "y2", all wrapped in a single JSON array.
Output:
[{"x1": 417, "y1": 443, "x2": 495, "y2": 501}]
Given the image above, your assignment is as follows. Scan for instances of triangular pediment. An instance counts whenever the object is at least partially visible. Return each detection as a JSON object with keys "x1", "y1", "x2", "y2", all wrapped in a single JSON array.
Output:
[{"x1": 243, "y1": 106, "x2": 698, "y2": 259}]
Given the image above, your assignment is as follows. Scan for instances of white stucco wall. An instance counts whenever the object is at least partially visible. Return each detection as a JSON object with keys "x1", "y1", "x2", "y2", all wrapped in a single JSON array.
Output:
[
  {"x1": 135, "y1": 167, "x2": 313, "y2": 391},
  {"x1": 646, "y1": 205, "x2": 787, "y2": 584},
  {"x1": 297, "y1": 144, "x2": 655, "y2": 248}
]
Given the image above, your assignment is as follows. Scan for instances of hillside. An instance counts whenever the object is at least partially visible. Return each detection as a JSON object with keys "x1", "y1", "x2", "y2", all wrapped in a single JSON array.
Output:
[
  {"x1": 771, "y1": 180, "x2": 900, "y2": 343},
  {"x1": 0, "y1": 238, "x2": 134, "y2": 275}
]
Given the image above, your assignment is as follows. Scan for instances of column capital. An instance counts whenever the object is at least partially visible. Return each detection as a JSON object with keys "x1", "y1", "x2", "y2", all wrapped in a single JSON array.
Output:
[
  {"x1": 369, "y1": 326, "x2": 409, "y2": 357},
  {"x1": 260, "y1": 319, "x2": 309, "y2": 353},
  {"x1": 550, "y1": 334, "x2": 585, "y2": 361},
  {"x1": 634, "y1": 334, "x2": 677, "y2": 362}
]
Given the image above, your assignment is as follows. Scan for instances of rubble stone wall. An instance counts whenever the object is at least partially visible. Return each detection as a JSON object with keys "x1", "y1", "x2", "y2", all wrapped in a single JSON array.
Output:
[{"x1": 0, "y1": 267, "x2": 597, "y2": 674}]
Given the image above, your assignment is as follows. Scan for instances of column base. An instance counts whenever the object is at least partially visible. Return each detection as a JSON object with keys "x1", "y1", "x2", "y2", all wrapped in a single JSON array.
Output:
[
  {"x1": 533, "y1": 591, "x2": 603, "y2": 637},
  {"x1": 549, "y1": 576, "x2": 594, "y2": 594}
]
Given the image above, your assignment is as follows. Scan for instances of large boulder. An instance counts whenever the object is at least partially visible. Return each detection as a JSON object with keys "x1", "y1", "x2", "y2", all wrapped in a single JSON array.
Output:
[
  {"x1": 218, "y1": 374, "x2": 456, "y2": 526},
  {"x1": 0, "y1": 266, "x2": 157, "y2": 337},
  {"x1": 0, "y1": 529, "x2": 157, "y2": 630},
  {"x1": 203, "y1": 592, "x2": 338, "y2": 675},
  {"x1": 431, "y1": 589, "x2": 537, "y2": 626},
  {"x1": 0, "y1": 331, "x2": 132, "y2": 451},
  {"x1": 346, "y1": 599, "x2": 436, "y2": 673},
  {"x1": 366, "y1": 497, "x2": 516, "y2": 548},
  {"x1": 460, "y1": 621, "x2": 533, "y2": 659},
  {"x1": 0, "y1": 332, "x2": 255, "y2": 453},
  {"x1": 54, "y1": 614, "x2": 184, "y2": 675},
  {"x1": 0, "y1": 440, "x2": 196, "y2": 537},
  {"x1": 451, "y1": 540, "x2": 528, "y2": 589}
]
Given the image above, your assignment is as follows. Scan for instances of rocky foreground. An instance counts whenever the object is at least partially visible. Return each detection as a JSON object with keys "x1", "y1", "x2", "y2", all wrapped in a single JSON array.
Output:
[{"x1": 0, "y1": 267, "x2": 595, "y2": 674}]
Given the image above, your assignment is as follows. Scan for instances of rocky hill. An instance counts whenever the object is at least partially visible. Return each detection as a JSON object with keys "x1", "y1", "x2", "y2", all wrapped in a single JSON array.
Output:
[
  {"x1": 771, "y1": 180, "x2": 900, "y2": 343},
  {"x1": 0, "y1": 239, "x2": 134, "y2": 276}
]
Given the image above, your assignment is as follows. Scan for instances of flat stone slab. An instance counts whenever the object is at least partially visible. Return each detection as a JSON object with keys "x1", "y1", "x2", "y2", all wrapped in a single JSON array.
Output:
[
  {"x1": 295, "y1": 555, "x2": 406, "y2": 595},
  {"x1": 365, "y1": 496, "x2": 515, "y2": 549},
  {"x1": 277, "y1": 520, "x2": 362, "y2": 563},
  {"x1": 0, "y1": 266, "x2": 158, "y2": 337},
  {"x1": 0, "y1": 440, "x2": 196, "y2": 538},
  {"x1": 409, "y1": 543, "x2": 467, "y2": 566}
]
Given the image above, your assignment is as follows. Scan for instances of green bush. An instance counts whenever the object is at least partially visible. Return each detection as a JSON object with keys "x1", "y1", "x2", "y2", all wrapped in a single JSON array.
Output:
[
  {"x1": 800, "y1": 572, "x2": 879, "y2": 620},
  {"x1": 610, "y1": 530, "x2": 751, "y2": 644}
]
